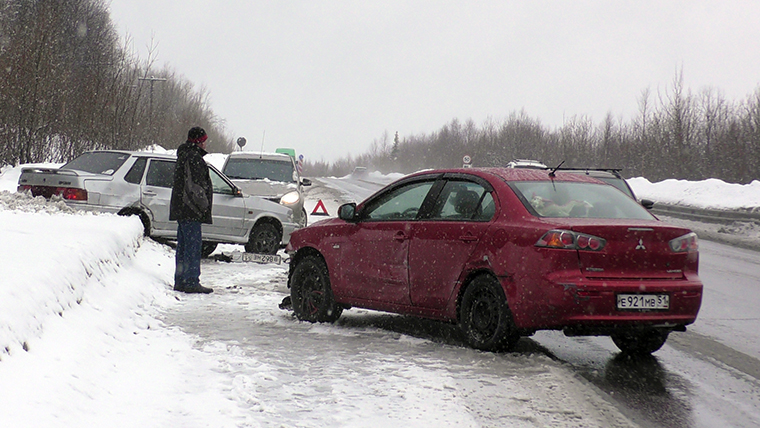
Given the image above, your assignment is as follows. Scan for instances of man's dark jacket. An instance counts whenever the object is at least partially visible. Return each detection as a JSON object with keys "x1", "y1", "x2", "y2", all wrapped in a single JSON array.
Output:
[{"x1": 169, "y1": 141, "x2": 213, "y2": 224}]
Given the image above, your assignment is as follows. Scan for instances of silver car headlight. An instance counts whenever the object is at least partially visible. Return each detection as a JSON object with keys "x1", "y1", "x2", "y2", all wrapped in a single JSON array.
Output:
[{"x1": 280, "y1": 190, "x2": 300, "y2": 206}]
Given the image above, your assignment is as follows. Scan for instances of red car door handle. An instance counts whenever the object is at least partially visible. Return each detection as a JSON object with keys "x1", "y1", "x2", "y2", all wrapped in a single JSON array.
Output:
[
  {"x1": 459, "y1": 235, "x2": 478, "y2": 242},
  {"x1": 394, "y1": 232, "x2": 409, "y2": 241}
]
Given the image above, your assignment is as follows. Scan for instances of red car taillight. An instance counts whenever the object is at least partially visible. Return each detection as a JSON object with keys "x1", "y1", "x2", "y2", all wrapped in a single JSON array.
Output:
[
  {"x1": 58, "y1": 187, "x2": 88, "y2": 201},
  {"x1": 669, "y1": 232, "x2": 698, "y2": 253},
  {"x1": 17, "y1": 185, "x2": 87, "y2": 201},
  {"x1": 536, "y1": 229, "x2": 606, "y2": 251}
]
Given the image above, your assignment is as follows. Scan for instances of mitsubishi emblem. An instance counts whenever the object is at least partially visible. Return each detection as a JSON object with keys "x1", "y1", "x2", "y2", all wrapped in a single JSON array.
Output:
[{"x1": 635, "y1": 238, "x2": 646, "y2": 250}]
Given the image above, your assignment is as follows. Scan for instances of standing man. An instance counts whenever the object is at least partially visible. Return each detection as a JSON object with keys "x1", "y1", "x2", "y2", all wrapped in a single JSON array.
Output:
[{"x1": 169, "y1": 126, "x2": 214, "y2": 294}]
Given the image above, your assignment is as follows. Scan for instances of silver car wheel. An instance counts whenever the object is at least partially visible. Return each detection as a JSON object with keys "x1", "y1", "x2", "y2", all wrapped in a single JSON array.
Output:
[{"x1": 245, "y1": 223, "x2": 281, "y2": 255}]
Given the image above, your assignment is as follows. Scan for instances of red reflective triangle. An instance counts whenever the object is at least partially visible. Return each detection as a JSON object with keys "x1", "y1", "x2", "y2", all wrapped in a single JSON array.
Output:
[{"x1": 311, "y1": 199, "x2": 329, "y2": 216}]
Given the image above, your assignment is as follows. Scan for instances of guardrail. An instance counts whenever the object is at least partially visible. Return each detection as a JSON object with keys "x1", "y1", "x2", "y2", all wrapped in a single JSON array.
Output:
[{"x1": 650, "y1": 203, "x2": 760, "y2": 225}]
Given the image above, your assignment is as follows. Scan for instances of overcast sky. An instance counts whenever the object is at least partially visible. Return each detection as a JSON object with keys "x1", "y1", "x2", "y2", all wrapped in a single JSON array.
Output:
[{"x1": 107, "y1": 1, "x2": 760, "y2": 163}]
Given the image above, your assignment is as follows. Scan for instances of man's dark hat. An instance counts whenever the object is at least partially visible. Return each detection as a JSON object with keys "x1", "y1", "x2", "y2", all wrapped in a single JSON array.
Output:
[{"x1": 188, "y1": 126, "x2": 207, "y2": 144}]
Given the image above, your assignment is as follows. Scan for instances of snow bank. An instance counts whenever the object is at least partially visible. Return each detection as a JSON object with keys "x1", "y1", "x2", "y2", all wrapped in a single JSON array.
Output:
[
  {"x1": 628, "y1": 177, "x2": 760, "y2": 210},
  {"x1": 0, "y1": 192, "x2": 145, "y2": 355},
  {"x1": 0, "y1": 192, "x2": 245, "y2": 427}
]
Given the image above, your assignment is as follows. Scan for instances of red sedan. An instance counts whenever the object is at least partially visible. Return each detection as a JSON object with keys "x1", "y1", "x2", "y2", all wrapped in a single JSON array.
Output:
[{"x1": 285, "y1": 168, "x2": 703, "y2": 354}]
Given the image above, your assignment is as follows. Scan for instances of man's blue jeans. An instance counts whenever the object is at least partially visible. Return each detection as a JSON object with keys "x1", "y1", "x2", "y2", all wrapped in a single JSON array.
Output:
[{"x1": 175, "y1": 220, "x2": 202, "y2": 289}]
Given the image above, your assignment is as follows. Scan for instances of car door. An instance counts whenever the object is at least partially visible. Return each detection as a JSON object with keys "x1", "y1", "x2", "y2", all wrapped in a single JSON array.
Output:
[
  {"x1": 141, "y1": 158, "x2": 176, "y2": 234},
  {"x1": 341, "y1": 179, "x2": 436, "y2": 305},
  {"x1": 408, "y1": 176, "x2": 496, "y2": 309},
  {"x1": 204, "y1": 166, "x2": 248, "y2": 240},
  {"x1": 143, "y1": 159, "x2": 250, "y2": 240}
]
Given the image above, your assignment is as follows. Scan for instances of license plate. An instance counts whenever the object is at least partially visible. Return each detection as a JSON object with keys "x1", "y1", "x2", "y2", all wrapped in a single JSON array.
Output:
[
  {"x1": 616, "y1": 293, "x2": 669, "y2": 310},
  {"x1": 228, "y1": 251, "x2": 282, "y2": 264}
]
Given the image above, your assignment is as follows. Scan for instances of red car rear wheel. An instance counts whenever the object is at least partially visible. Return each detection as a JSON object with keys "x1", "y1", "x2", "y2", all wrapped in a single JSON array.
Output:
[{"x1": 459, "y1": 275, "x2": 520, "y2": 352}]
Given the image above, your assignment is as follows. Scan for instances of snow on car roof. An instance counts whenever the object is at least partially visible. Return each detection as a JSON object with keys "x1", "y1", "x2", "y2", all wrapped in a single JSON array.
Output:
[
  {"x1": 84, "y1": 149, "x2": 177, "y2": 160},
  {"x1": 227, "y1": 151, "x2": 292, "y2": 160}
]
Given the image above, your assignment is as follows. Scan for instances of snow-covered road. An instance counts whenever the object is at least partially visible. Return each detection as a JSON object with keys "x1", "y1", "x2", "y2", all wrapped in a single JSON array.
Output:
[{"x1": 165, "y1": 246, "x2": 635, "y2": 427}]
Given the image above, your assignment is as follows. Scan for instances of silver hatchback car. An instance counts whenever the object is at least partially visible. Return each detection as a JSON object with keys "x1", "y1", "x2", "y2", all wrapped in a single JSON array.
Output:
[
  {"x1": 17, "y1": 150, "x2": 299, "y2": 255},
  {"x1": 221, "y1": 151, "x2": 311, "y2": 227}
]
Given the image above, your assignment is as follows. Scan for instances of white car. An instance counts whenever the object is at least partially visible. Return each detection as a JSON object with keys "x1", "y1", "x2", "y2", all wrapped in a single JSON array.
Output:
[
  {"x1": 17, "y1": 150, "x2": 299, "y2": 255},
  {"x1": 505, "y1": 159, "x2": 549, "y2": 169},
  {"x1": 222, "y1": 151, "x2": 311, "y2": 227}
]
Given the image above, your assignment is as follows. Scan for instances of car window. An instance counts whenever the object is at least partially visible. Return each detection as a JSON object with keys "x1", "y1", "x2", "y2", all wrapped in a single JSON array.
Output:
[
  {"x1": 145, "y1": 160, "x2": 175, "y2": 188},
  {"x1": 62, "y1": 152, "x2": 130, "y2": 175},
  {"x1": 362, "y1": 181, "x2": 434, "y2": 221},
  {"x1": 428, "y1": 180, "x2": 494, "y2": 221},
  {"x1": 124, "y1": 157, "x2": 147, "y2": 184},
  {"x1": 511, "y1": 181, "x2": 654, "y2": 220},
  {"x1": 595, "y1": 176, "x2": 635, "y2": 199},
  {"x1": 223, "y1": 157, "x2": 296, "y2": 183},
  {"x1": 209, "y1": 168, "x2": 235, "y2": 195}
]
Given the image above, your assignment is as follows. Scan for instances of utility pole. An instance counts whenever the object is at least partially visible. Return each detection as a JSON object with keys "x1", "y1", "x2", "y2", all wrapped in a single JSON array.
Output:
[{"x1": 138, "y1": 76, "x2": 167, "y2": 143}]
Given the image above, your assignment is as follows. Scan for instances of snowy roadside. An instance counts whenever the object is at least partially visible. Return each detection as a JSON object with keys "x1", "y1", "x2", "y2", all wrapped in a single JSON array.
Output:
[
  {"x1": 628, "y1": 177, "x2": 760, "y2": 211},
  {"x1": 627, "y1": 178, "x2": 760, "y2": 251},
  {"x1": 0, "y1": 191, "x2": 247, "y2": 427}
]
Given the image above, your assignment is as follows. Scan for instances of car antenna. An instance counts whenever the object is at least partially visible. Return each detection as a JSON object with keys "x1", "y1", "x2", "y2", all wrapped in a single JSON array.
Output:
[
  {"x1": 548, "y1": 160, "x2": 565, "y2": 178},
  {"x1": 259, "y1": 130, "x2": 265, "y2": 159}
]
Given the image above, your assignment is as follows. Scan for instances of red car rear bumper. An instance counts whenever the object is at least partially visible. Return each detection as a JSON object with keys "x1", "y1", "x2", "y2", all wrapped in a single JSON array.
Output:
[{"x1": 508, "y1": 273, "x2": 703, "y2": 332}]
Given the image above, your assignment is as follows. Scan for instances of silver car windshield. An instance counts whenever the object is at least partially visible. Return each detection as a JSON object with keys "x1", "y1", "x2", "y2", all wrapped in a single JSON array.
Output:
[
  {"x1": 511, "y1": 181, "x2": 654, "y2": 219},
  {"x1": 224, "y1": 158, "x2": 295, "y2": 183}
]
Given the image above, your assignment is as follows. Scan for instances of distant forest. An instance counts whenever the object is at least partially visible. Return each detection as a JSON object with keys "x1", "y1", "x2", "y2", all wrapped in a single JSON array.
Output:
[
  {"x1": 2, "y1": 1, "x2": 758, "y2": 184},
  {"x1": 306, "y1": 72, "x2": 760, "y2": 184},
  {"x1": 0, "y1": 0, "x2": 234, "y2": 167}
]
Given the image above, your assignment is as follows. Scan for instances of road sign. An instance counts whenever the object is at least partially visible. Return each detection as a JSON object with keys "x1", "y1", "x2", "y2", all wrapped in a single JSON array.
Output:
[{"x1": 463, "y1": 155, "x2": 471, "y2": 164}]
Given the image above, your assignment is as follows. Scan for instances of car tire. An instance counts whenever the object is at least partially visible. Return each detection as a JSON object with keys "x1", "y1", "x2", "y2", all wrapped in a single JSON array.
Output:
[
  {"x1": 118, "y1": 209, "x2": 150, "y2": 236},
  {"x1": 611, "y1": 330, "x2": 669, "y2": 355},
  {"x1": 245, "y1": 223, "x2": 281, "y2": 255},
  {"x1": 459, "y1": 275, "x2": 520, "y2": 352},
  {"x1": 137, "y1": 212, "x2": 151, "y2": 237},
  {"x1": 290, "y1": 254, "x2": 343, "y2": 323},
  {"x1": 201, "y1": 242, "x2": 218, "y2": 258},
  {"x1": 301, "y1": 207, "x2": 308, "y2": 227}
]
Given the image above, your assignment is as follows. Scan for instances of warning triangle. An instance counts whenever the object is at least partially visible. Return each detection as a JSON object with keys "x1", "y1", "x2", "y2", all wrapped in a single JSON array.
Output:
[{"x1": 311, "y1": 199, "x2": 329, "y2": 216}]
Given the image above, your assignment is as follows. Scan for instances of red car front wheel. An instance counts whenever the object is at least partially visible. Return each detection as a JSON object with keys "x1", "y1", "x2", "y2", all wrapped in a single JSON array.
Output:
[{"x1": 290, "y1": 254, "x2": 343, "y2": 323}]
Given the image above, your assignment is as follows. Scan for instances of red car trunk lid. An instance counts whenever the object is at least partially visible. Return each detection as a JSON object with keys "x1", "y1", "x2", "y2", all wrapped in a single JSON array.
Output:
[{"x1": 572, "y1": 224, "x2": 691, "y2": 280}]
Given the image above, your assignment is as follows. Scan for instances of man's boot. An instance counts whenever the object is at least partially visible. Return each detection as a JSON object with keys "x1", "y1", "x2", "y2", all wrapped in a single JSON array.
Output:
[{"x1": 184, "y1": 284, "x2": 213, "y2": 294}]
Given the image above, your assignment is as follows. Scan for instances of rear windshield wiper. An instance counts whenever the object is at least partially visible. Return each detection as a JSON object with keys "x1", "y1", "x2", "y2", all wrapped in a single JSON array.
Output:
[{"x1": 548, "y1": 160, "x2": 565, "y2": 177}]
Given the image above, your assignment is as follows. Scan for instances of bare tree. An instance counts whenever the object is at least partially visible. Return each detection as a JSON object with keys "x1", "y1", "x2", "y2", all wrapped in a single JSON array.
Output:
[
  {"x1": 658, "y1": 67, "x2": 697, "y2": 179},
  {"x1": 0, "y1": 0, "x2": 233, "y2": 166}
]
